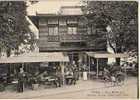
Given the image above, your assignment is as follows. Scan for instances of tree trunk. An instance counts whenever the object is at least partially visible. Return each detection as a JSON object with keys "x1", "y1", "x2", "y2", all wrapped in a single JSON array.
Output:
[
  {"x1": 6, "y1": 48, "x2": 11, "y2": 57},
  {"x1": 108, "y1": 39, "x2": 116, "y2": 53},
  {"x1": 6, "y1": 48, "x2": 11, "y2": 81},
  {"x1": 0, "y1": 48, "x2": 1, "y2": 57}
]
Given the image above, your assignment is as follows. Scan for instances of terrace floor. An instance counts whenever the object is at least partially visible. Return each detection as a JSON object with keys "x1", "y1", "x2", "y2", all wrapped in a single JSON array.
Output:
[{"x1": 0, "y1": 76, "x2": 138, "y2": 99}]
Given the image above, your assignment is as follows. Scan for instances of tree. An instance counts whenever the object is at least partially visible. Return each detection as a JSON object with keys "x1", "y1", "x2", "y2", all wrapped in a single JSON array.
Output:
[
  {"x1": 0, "y1": 1, "x2": 35, "y2": 57},
  {"x1": 82, "y1": 1, "x2": 138, "y2": 53}
]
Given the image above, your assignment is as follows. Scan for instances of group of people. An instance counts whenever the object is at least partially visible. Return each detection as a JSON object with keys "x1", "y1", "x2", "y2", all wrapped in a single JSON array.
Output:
[
  {"x1": 64, "y1": 63, "x2": 79, "y2": 85},
  {"x1": 16, "y1": 62, "x2": 126, "y2": 92},
  {"x1": 16, "y1": 62, "x2": 79, "y2": 93}
]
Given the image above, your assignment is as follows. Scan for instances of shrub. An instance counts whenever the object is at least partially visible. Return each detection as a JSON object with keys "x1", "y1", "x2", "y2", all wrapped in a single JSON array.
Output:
[{"x1": 0, "y1": 84, "x2": 5, "y2": 92}]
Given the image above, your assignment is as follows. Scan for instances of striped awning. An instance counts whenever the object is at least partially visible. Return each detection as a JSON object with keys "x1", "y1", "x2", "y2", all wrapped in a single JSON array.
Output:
[{"x1": 0, "y1": 52, "x2": 69, "y2": 63}]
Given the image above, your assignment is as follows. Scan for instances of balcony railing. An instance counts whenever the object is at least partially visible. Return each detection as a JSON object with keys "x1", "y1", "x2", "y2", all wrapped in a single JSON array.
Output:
[
  {"x1": 39, "y1": 33, "x2": 106, "y2": 43},
  {"x1": 46, "y1": 35, "x2": 60, "y2": 42},
  {"x1": 60, "y1": 34, "x2": 89, "y2": 42}
]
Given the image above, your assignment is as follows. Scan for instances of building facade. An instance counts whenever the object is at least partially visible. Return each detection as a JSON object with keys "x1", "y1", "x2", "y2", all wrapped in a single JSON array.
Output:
[{"x1": 29, "y1": 6, "x2": 107, "y2": 65}]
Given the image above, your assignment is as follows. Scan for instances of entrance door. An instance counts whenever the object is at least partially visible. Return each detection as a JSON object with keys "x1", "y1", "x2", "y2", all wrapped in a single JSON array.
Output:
[
  {"x1": 67, "y1": 52, "x2": 79, "y2": 65},
  {"x1": 89, "y1": 58, "x2": 108, "y2": 79}
]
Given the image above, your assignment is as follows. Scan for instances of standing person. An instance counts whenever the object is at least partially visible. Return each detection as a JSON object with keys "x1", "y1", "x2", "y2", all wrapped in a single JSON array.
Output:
[
  {"x1": 56, "y1": 71, "x2": 63, "y2": 87},
  {"x1": 69, "y1": 69, "x2": 74, "y2": 85},
  {"x1": 17, "y1": 67, "x2": 25, "y2": 93},
  {"x1": 72, "y1": 67, "x2": 78, "y2": 85},
  {"x1": 65, "y1": 68, "x2": 70, "y2": 85},
  {"x1": 71, "y1": 63, "x2": 78, "y2": 84}
]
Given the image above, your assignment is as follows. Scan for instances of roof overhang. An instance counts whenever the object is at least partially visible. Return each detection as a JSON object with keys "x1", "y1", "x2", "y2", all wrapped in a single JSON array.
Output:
[
  {"x1": 35, "y1": 13, "x2": 82, "y2": 17},
  {"x1": 0, "y1": 52, "x2": 69, "y2": 63},
  {"x1": 86, "y1": 52, "x2": 128, "y2": 58}
]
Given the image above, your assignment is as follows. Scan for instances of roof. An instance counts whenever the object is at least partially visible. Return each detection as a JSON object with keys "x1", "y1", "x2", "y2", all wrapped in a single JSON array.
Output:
[
  {"x1": 86, "y1": 52, "x2": 128, "y2": 58},
  {"x1": 0, "y1": 52, "x2": 69, "y2": 63},
  {"x1": 59, "y1": 6, "x2": 83, "y2": 15},
  {"x1": 36, "y1": 6, "x2": 83, "y2": 16},
  {"x1": 27, "y1": 0, "x2": 83, "y2": 16}
]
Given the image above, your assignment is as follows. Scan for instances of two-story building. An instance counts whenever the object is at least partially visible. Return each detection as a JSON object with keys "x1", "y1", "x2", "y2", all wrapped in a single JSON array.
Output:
[{"x1": 29, "y1": 5, "x2": 107, "y2": 67}]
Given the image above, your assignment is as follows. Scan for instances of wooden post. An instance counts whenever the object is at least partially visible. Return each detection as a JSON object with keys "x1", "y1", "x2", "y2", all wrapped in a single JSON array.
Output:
[
  {"x1": 21, "y1": 63, "x2": 25, "y2": 91},
  {"x1": 78, "y1": 59, "x2": 81, "y2": 80},
  {"x1": 60, "y1": 62, "x2": 65, "y2": 85},
  {"x1": 22, "y1": 63, "x2": 24, "y2": 69},
  {"x1": 72, "y1": 53, "x2": 73, "y2": 63},
  {"x1": 9, "y1": 63, "x2": 11, "y2": 75},
  {"x1": 96, "y1": 59, "x2": 99, "y2": 79},
  {"x1": 88, "y1": 56, "x2": 90, "y2": 79},
  {"x1": 124, "y1": 57, "x2": 127, "y2": 79}
]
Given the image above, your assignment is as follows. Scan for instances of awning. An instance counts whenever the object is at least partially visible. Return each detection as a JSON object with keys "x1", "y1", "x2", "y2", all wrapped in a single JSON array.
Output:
[
  {"x1": 0, "y1": 52, "x2": 69, "y2": 63},
  {"x1": 86, "y1": 52, "x2": 128, "y2": 58}
]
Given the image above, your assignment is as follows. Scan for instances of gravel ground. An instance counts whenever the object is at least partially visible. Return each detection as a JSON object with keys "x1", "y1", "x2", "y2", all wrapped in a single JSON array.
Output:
[{"x1": 0, "y1": 76, "x2": 138, "y2": 99}]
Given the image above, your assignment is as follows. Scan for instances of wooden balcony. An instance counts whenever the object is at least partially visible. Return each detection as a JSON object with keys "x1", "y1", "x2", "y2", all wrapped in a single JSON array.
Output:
[
  {"x1": 38, "y1": 34, "x2": 107, "y2": 52},
  {"x1": 40, "y1": 34, "x2": 88, "y2": 42},
  {"x1": 39, "y1": 34, "x2": 106, "y2": 43},
  {"x1": 39, "y1": 35, "x2": 60, "y2": 42},
  {"x1": 60, "y1": 34, "x2": 90, "y2": 42},
  {"x1": 47, "y1": 36, "x2": 59, "y2": 42}
]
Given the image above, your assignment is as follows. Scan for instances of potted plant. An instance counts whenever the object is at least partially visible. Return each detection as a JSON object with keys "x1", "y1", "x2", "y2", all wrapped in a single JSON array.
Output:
[
  {"x1": 32, "y1": 77, "x2": 39, "y2": 90},
  {"x1": 0, "y1": 83, "x2": 5, "y2": 92}
]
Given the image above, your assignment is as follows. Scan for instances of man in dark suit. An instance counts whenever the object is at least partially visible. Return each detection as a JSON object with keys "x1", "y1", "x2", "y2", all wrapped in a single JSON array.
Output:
[{"x1": 17, "y1": 68, "x2": 25, "y2": 93}]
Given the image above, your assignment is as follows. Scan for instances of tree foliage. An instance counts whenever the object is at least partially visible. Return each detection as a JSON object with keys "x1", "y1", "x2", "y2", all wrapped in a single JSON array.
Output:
[
  {"x1": 83, "y1": 1, "x2": 138, "y2": 52},
  {"x1": 0, "y1": 1, "x2": 35, "y2": 56}
]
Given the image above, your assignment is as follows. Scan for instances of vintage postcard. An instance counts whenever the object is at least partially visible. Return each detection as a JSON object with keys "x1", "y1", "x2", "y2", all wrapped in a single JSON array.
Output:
[{"x1": 0, "y1": 0, "x2": 139, "y2": 99}]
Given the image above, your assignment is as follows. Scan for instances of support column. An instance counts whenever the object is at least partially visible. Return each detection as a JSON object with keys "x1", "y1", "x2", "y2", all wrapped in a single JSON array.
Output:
[
  {"x1": 21, "y1": 63, "x2": 25, "y2": 91},
  {"x1": 72, "y1": 53, "x2": 73, "y2": 63},
  {"x1": 22, "y1": 63, "x2": 24, "y2": 70},
  {"x1": 124, "y1": 57, "x2": 127, "y2": 79},
  {"x1": 96, "y1": 59, "x2": 99, "y2": 79},
  {"x1": 88, "y1": 56, "x2": 90, "y2": 79},
  {"x1": 60, "y1": 62, "x2": 65, "y2": 85},
  {"x1": 78, "y1": 54, "x2": 82, "y2": 80},
  {"x1": 9, "y1": 63, "x2": 11, "y2": 75}
]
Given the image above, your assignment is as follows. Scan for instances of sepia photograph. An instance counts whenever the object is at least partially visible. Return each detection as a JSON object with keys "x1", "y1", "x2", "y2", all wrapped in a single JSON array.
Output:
[{"x1": 0, "y1": 0, "x2": 139, "y2": 99}]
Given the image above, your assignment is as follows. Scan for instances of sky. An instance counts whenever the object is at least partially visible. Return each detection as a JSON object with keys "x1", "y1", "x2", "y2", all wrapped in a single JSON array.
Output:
[{"x1": 27, "y1": 0, "x2": 83, "y2": 15}]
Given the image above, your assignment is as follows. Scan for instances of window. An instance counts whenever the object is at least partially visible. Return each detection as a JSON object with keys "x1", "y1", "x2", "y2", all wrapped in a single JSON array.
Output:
[
  {"x1": 68, "y1": 27, "x2": 77, "y2": 34},
  {"x1": 87, "y1": 26, "x2": 96, "y2": 34},
  {"x1": 87, "y1": 27, "x2": 92, "y2": 35},
  {"x1": 59, "y1": 26, "x2": 67, "y2": 34},
  {"x1": 59, "y1": 19, "x2": 66, "y2": 26},
  {"x1": 39, "y1": 18, "x2": 47, "y2": 26},
  {"x1": 77, "y1": 26, "x2": 87, "y2": 34},
  {"x1": 48, "y1": 26, "x2": 58, "y2": 35},
  {"x1": 39, "y1": 26, "x2": 48, "y2": 33},
  {"x1": 48, "y1": 18, "x2": 58, "y2": 25},
  {"x1": 67, "y1": 18, "x2": 77, "y2": 24}
]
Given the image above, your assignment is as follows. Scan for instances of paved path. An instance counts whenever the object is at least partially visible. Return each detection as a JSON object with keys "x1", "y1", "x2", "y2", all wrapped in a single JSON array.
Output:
[{"x1": 0, "y1": 77, "x2": 138, "y2": 99}]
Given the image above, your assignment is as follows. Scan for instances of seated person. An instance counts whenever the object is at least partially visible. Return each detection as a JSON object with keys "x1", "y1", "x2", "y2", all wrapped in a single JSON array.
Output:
[{"x1": 65, "y1": 69, "x2": 73, "y2": 85}]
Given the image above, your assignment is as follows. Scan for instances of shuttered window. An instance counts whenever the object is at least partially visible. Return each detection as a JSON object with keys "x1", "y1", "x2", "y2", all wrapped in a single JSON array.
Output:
[
  {"x1": 68, "y1": 27, "x2": 77, "y2": 34},
  {"x1": 59, "y1": 26, "x2": 67, "y2": 34},
  {"x1": 59, "y1": 19, "x2": 67, "y2": 26},
  {"x1": 67, "y1": 18, "x2": 77, "y2": 25},
  {"x1": 48, "y1": 18, "x2": 58, "y2": 25},
  {"x1": 39, "y1": 18, "x2": 47, "y2": 26},
  {"x1": 48, "y1": 26, "x2": 58, "y2": 35}
]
